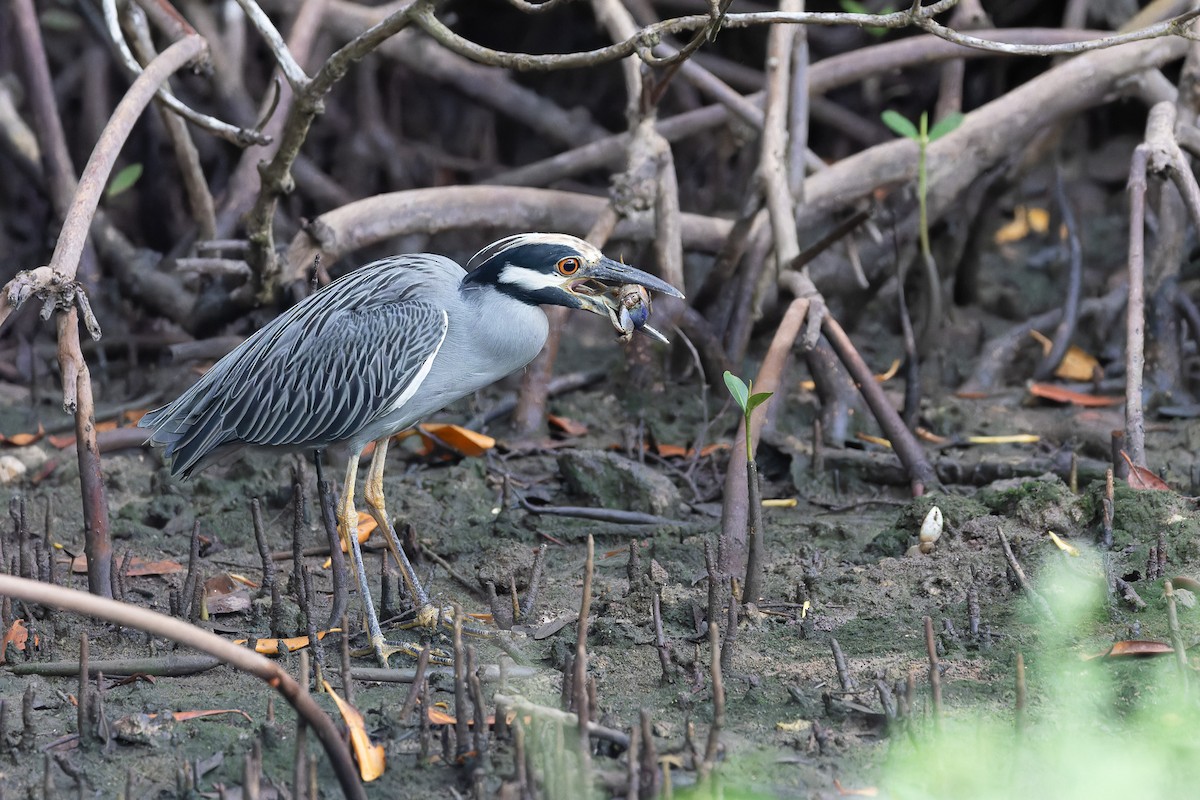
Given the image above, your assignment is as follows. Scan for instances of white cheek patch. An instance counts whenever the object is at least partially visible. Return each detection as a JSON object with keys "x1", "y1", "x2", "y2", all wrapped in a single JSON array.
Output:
[{"x1": 499, "y1": 265, "x2": 564, "y2": 293}]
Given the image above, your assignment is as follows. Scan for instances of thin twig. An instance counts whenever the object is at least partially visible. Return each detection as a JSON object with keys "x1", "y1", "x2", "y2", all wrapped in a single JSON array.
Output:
[{"x1": 996, "y1": 526, "x2": 1056, "y2": 621}]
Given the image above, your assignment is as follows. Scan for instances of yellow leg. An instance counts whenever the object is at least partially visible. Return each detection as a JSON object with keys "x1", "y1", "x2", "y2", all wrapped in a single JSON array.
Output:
[
  {"x1": 338, "y1": 450, "x2": 392, "y2": 665},
  {"x1": 363, "y1": 436, "x2": 438, "y2": 628}
]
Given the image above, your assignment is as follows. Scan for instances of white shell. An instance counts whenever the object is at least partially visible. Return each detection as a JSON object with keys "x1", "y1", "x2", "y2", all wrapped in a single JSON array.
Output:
[{"x1": 918, "y1": 506, "x2": 943, "y2": 554}]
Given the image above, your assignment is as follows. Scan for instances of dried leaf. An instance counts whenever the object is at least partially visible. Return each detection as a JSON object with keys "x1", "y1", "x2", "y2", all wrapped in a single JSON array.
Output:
[
  {"x1": 0, "y1": 619, "x2": 28, "y2": 665},
  {"x1": 171, "y1": 708, "x2": 253, "y2": 723},
  {"x1": 649, "y1": 442, "x2": 729, "y2": 458},
  {"x1": 70, "y1": 555, "x2": 183, "y2": 575},
  {"x1": 1089, "y1": 640, "x2": 1175, "y2": 659},
  {"x1": 548, "y1": 415, "x2": 589, "y2": 437},
  {"x1": 855, "y1": 432, "x2": 892, "y2": 449},
  {"x1": 775, "y1": 718, "x2": 812, "y2": 733},
  {"x1": 1029, "y1": 331, "x2": 1101, "y2": 381},
  {"x1": 762, "y1": 498, "x2": 797, "y2": 508},
  {"x1": 915, "y1": 427, "x2": 950, "y2": 445},
  {"x1": 1047, "y1": 531, "x2": 1079, "y2": 557},
  {"x1": 0, "y1": 425, "x2": 44, "y2": 446},
  {"x1": 418, "y1": 423, "x2": 495, "y2": 457},
  {"x1": 965, "y1": 434, "x2": 1041, "y2": 445},
  {"x1": 1120, "y1": 451, "x2": 1172, "y2": 491},
  {"x1": 324, "y1": 679, "x2": 386, "y2": 781},
  {"x1": 246, "y1": 629, "x2": 337, "y2": 655},
  {"x1": 1028, "y1": 382, "x2": 1122, "y2": 407},
  {"x1": 203, "y1": 574, "x2": 252, "y2": 614},
  {"x1": 833, "y1": 778, "x2": 880, "y2": 797},
  {"x1": 994, "y1": 205, "x2": 1050, "y2": 244}
]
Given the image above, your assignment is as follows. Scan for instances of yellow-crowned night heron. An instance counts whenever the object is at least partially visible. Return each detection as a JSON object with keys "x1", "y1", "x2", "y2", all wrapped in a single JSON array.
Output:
[{"x1": 139, "y1": 233, "x2": 682, "y2": 663}]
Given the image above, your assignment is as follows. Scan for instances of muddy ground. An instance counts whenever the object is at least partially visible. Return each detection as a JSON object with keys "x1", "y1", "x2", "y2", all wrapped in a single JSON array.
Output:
[{"x1": 3, "y1": 238, "x2": 1200, "y2": 800}]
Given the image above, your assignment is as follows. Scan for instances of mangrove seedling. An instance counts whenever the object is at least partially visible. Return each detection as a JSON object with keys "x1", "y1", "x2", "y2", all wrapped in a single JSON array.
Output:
[{"x1": 724, "y1": 370, "x2": 773, "y2": 607}]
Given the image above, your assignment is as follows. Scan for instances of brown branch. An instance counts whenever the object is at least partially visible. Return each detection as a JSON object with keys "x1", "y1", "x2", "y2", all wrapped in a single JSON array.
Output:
[
  {"x1": 413, "y1": 1, "x2": 1192, "y2": 72},
  {"x1": 1127, "y1": 143, "x2": 1149, "y2": 467},
  {"x1": 821, "y1": 312, "x2": 937, "y2": 494},
  {"x1": 0, "y1": 575, "x2": 366, "y2": 800},
  {"x1": 281, "y1": 187, "x2": 732, "y2": 285},
  {"x1": 100, "y1": 0, "x2": 265, "y2": 146}
]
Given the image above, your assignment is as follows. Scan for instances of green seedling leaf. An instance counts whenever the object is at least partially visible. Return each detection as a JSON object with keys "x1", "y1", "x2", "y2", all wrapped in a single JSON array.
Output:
[
  {"x1": 106, "y1": 163, "x2": 143, "y2": 198},
  {"x1": 881, "y1": 110, "x2": 918, "y2": 140},
  {"x1": 723, "y1": 371, "x2": 749, "y2": 412},
  {"x1": 928, "y1": 111, "x2": 964, "y2": 142},
  {"x1": 746, "y1": 392, "x2": 773, "y2": 414}
]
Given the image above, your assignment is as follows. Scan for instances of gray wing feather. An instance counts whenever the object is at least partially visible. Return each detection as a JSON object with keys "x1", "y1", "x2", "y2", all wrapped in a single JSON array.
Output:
[{"x1": 140, "y1": 255, "x2": 457, "y2": 476}]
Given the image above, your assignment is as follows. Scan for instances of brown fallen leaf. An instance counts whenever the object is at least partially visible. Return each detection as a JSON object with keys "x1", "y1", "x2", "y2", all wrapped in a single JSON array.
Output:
[
  {"x1": 651, "y1": 442, "x2": 729, "y2": 458},
  {"x1": 204, "y1": 574, "x2": 252, "y2": 615},
  {"x1": 0, "y1": 425, "x2": 44, "y2": 446},
  {"x1": 70, "y1": 555, "x2": 184, "y2": 575},
  {"x1": 1120, "y1": 451, "x2": 1172, "y2": 491},
  {"x1": 324, "y1": 679, "x2": 386, "y2": 781},
  {"x1": 548, "y1": 414, "x2": 589, "y2": 437},
  {"x1": 171, "y1": 708, "x2": 254, "y2": 723},
  {"x1": 1029, "y1": 330, "x2": 1101, "y2": 382},
  {"x1": 1028, "y1": 382, "x2": 1122, "y2": 407},
  {"x1": 1086, "y1": 640, "x2": 1175, "y2": 659}
]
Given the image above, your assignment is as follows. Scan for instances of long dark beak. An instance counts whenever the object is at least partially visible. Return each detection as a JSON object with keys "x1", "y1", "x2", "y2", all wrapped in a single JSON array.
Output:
[
  {"x1": 566, "y1": 258, "x2": 683, "y2": 344},
  {"x1": 583, "y1": 258, "x2": 684, "y2": 299}
]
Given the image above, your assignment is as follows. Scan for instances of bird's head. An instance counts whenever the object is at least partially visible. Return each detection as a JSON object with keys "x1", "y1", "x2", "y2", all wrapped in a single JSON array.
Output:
[{"x1": 462, "y1": 233, "x2": 683, "y2": 338}]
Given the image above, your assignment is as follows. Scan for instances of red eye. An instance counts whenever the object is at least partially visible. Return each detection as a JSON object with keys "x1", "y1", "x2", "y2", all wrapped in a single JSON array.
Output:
[{"x1": 557, "y1": 256, "x2": 581, "y2": 276}]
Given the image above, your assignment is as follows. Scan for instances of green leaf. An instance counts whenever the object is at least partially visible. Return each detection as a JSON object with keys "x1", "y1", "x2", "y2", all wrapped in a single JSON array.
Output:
[
  {"x1": 106, "y1": 163, "x2": 143, "y2": 198},
  {"x1": 723, "y1": 371, "x2": 749, "y2": 411},
  {"x1": 839, "y1": 0, "x2": 870, "y2": 11},
  {"x1": 746, "y1": 392, "x2": 773, "y2": 414},
  {"x1": 928, "y1": 111, "x2": 965, "y2": 142},
  {"x1": 881, "y1": 110, "x2": 918, "y2": 140}
]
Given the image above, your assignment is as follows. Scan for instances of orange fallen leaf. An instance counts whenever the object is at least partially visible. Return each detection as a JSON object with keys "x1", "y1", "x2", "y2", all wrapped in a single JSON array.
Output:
[
  {"x1": 1028, "y1": 382, "x2": 1122, "y2": 407},
  {"x1": 424, "y1": 706, "x2": 505, "y2": 728},
  {"x1": 171, "y1": 708, "x2": 253, "y2": 723},
  {"x1": 47, "y1": 434, "x2": 75, "y2": 448},
  {"x1": 241, "y1": 629, "x2": 338, "y2": 655},
  {"x1": 324, "y1": 679, "x2": 385, "y2": 781},
  {"x1": 124, "y1": 409, "x2": 148, "y2": 425},
  {"x1": 0, "y1": 425, "x2": 44, "y2": 446},
  {"x1": 394, "y1": 424, "x2": 495, "y2": 458},
  {"x1": 324, "y1": 513, "x2": 378, "y2": 567},
  {"x1": 0, "y1": 619, "x2": 29, "y2": 665},
  {"x1": 71, "y1": 555, "x2": 183, "y2": 575},
  {"x1": 1087, "y1": 640, "x2": 1175, "y2": 659},
  {"x1": 1029, "y1": 330, "x2": 1100, "y2": 382},
  {"x1": 915, "y1": 427, "x2": 949, "y2": 445},
  {"x1": 548, "y1": 415, "x2": 589, "y2": 437},
  {"x1": 643, "y1": 442, "x2": 729, "y2": 458},
  {"x1": 993, "y1": 204, "x2": 1050, "y2": 245},
  {"x1": 855, "y1": 432, "x2": 892, "y2": 449},
  {"x1": 834, "y1": 778, "x2": 880, "y2": 797},
  {"x1": 1120, "y1": 451, "x2": 1171, "y2": 491}
]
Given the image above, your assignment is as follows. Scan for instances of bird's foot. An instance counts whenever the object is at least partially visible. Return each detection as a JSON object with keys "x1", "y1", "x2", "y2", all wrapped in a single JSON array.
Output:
[
  {"x1": 353, "y1": 635, "x2": 454, "y2": 667},
  {"x1": 391, "y1": 604, "x2": 493, "y2": 639}
]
